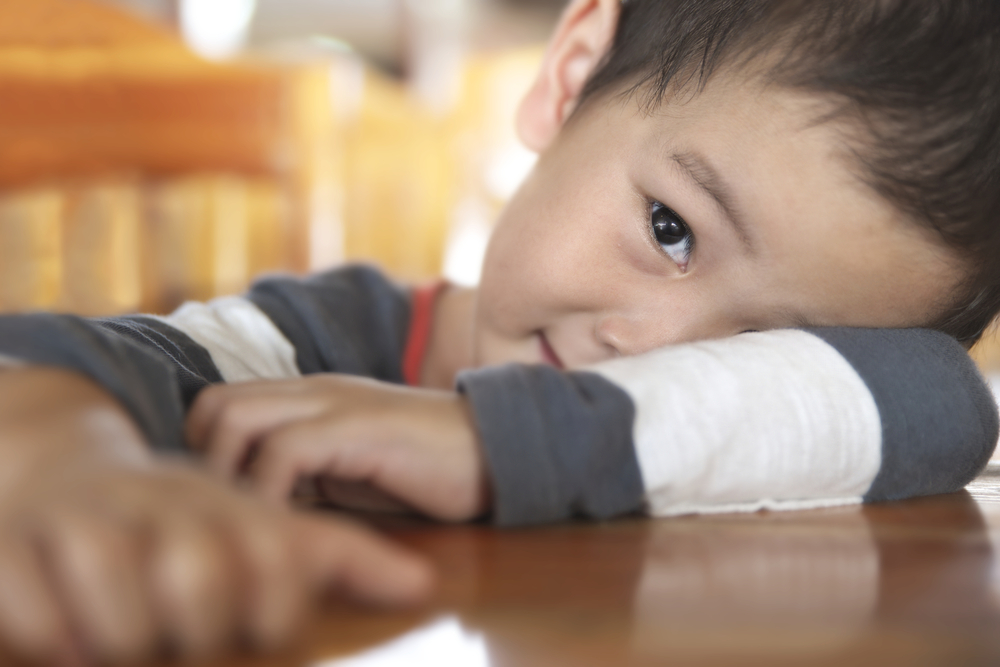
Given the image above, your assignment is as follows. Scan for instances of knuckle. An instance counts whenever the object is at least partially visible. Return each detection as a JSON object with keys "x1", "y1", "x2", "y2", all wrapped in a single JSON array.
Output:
[
  {"x1": 239, "y1": 520, "x2": 294, "y2": 584},
  {"x1": 151, "y1": 520, "x2": 237, "y2": 655},
  {"x1": 190, "y1": 384, "x2": 224, "y2": 420},
  {"x1": 0, "y1": 547, "x2": 63, "y2": 660},
  {"x1": 255, "y1": 431, "x2": 298, "y2": 468},
  {"x1": 215, "y1": 400, "x2": 251, "y2": 434},
  {"x1": 50, "y1": 514, "x2": 120, "y2": 569},
  {"x1": 163, "y1": 541, "x2": 224, "y2": 599}
]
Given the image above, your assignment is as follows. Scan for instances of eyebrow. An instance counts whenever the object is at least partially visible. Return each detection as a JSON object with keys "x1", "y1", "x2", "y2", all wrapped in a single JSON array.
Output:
[{"x1": 669, "y1": 151, "x2": 754, "y2": 254}]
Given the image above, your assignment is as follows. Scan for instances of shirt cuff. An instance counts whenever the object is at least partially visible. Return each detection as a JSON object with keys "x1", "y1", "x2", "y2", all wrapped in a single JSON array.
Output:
[{"x1": 458, "y1": 364, "x2": 644, "y2": 526}]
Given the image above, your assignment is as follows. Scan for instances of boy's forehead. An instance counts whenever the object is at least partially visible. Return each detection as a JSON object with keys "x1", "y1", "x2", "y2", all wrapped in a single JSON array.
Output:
[
  {"x1": 575, "y1": 75, "x2": 861, "y2": 210},
  {"x1": 613, "y1": 72, "x2": 839, "y2": 144}
]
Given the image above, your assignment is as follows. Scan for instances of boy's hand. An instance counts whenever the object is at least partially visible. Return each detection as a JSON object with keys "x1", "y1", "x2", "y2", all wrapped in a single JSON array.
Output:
[
  {"x1": 186, "y1": 375, "x2": 492, "y2": 522},
  {"x1": 0, "y1": 369, "x2": 433, "y2": 664}
]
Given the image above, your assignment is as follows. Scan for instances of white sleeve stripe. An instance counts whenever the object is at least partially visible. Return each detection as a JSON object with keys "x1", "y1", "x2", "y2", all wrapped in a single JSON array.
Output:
[
  {"x1": 152, "y1": 297, "x2": 302, "y2": 384},
  {"x1": 588, "y1": 330, "x2": 882, "y2": 517}
]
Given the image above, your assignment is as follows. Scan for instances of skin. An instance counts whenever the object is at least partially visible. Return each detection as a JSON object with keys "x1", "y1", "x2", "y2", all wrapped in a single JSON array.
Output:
[
  {"x1": 0, "y1": 369, "x2": 433, "y2": 664},
  {"x1": 191, "y1": 0, "x2": 965, "y2": 520},
  {"x1": 471, "y1": 78, "x2": 962, "y2": 371},
  {"x1": 0, "y1": 0, "x2": 971, "y2": 660}
]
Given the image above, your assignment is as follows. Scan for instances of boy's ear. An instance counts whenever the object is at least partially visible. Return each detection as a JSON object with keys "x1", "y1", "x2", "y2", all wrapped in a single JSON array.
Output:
[{"x1": 516, "y1": 0, "x2": 621, "y2": 153}]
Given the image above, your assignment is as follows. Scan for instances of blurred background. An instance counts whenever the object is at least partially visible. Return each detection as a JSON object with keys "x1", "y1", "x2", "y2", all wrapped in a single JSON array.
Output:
[
  {"x1": 4, "y1": 0, "x2": 1000, "y2": 386},
  {"x1": 0, "y1": 0, "x2": 561, "y2": 316}
]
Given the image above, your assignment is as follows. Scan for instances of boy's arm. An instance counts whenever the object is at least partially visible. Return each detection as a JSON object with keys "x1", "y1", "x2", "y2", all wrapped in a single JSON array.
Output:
[
  {"x1": 0, "y1": 313, "x2": 197, "y2": 452},
  {"x1": 0, "y1": 265, "x2": 410, "y2": 453},
  {"x1": 0, "y1": 267, "x2": 431, "y2": 659},
  {"x1": 192, "y1": 325, "x2": 997, "y2": 526},
  {"x1": 0, "y1": 367, "x2": 431, "y2": 662},
  {"x1": 459, "y1": 328, "x2": 998, "y2": 524}
]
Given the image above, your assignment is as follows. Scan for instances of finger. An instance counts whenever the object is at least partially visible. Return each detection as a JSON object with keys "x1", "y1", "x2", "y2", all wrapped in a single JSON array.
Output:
[
  {"x1": 41, "y1": 511, "x2": 157, "y2": 663},
  {"x1": 148, "y1": 512, "x2": 237, "y2": 658},
  {"x1": 314, "y1": 478, "x2": 414, "y2": 514},
  {"x1": 186, "y1": 382, "x2": 276, "y2": 453},
  {"x1": 202, "y1": 394, "x2": 328, "y2": 479},
  {"x1": 250, "y1": 420, "x2": 366, "y2": 505},
  {"x1": 205, "y1": 501, "x2": 308, "y2": 650},
  {"x1": 289, "y1": 513, "x2": 435, "y2": 608},
  {"x1": 121, "y1": 465, "x2": 307, "y2": 655},
  {"x1": 185, "y1": 383, "x2": 239, "y2": 451},
  {"x1": 187, "y1": 381, "x2": 325, "y2": 450},
  {"x1": 0, "y1": 535, "x2": 75, "y2": 663}
]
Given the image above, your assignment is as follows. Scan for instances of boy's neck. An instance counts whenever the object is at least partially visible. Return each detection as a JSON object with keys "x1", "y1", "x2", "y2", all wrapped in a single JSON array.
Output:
[{"x1": 420, "y1": 285, "x2": 477, "y2": 390}]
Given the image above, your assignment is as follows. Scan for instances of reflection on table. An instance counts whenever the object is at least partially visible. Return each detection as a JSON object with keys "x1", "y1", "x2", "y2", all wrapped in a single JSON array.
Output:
[
  {"x1": 287, "y1": 482, "x2": 1000, "y2": 667},
  {"x1": 20, "y1": 468, "x2": 989, "y2": 667}
]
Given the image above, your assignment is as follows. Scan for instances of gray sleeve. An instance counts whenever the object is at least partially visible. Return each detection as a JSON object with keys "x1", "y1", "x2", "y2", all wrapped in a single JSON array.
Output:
[
  {"x1": 0, "y1": 314, "x2": 223, "y2": 453},
  {"x1": 809, "y1": 327, "x2": 998, "y2": 502},
  {"x1": 247, "y1": 265, "x2": 411, "y2": 382},
  {"x1": 0, "y1": 265, "x2": 410, "y2": 453},
  {"x1": 459, "y1": 327, "x2": 998, "y2": 526},
  {"x1": 457, "y1": 364, "x2": 644, "y2": 526}
]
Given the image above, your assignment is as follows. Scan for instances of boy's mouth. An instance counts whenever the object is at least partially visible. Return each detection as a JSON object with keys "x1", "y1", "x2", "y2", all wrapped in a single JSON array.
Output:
[{"x1": 538, "y1": 332, "x2": 565, "y2": 369}]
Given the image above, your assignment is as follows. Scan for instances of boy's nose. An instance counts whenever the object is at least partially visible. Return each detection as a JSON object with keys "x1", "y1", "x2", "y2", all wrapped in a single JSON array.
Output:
[
  {"x1": 595, "y1": 312, "x2": 737, "y2": 357},
  {"x1": 594, "y1": 315, "x2": 670, "y2": 357}
]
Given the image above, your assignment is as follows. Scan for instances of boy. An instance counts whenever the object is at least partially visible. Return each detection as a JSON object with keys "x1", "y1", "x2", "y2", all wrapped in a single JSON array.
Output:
[{"x1": 0, "y1": 0, "x2": 998, "y2": 661}]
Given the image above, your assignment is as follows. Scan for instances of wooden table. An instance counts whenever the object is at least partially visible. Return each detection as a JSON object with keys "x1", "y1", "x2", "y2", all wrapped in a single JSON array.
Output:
[{"x1": 126, "y1": 464, "x2": 1000, "y2": 666}]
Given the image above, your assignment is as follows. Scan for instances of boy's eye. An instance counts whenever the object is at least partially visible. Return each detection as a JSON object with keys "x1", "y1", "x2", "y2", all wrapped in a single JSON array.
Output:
[{"x1": 651, "y1": 202, "x2": 694, "y2": 268}]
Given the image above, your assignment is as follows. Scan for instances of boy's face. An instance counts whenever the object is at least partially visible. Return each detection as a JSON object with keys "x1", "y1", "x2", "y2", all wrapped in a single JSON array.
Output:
[{"x1": 472, "y1": 75, "x2": 965, "y2": 369}]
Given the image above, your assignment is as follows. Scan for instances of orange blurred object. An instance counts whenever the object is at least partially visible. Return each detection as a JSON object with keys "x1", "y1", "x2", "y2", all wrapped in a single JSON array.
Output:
[
  {"x1": 0, "y1": 0, "x2": 287, "y2": 185},
  {"x1": 341, "y1": 69, "x2": 456, "y2": 282},
  {"x1": 0, "y1": 0, "x2": 303, "y2": 315},
  {"x1": 0, "y1": 0, "x2": 546, "y2": 317}
]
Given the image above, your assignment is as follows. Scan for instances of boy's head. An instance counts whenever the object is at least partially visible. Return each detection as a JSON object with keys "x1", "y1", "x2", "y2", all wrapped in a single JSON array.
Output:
[{"x1": 472, "y1": 0, "x2": 1000, "y2": 369}]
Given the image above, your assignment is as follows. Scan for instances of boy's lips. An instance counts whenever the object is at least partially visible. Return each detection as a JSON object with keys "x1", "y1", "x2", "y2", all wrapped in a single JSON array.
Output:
[{"x1": 538, "y1": 332, "x2": 565, "y2": 369}]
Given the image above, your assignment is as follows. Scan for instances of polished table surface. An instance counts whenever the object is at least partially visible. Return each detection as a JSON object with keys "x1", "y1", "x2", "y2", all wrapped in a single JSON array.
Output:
[{"x1": 125, "y1": 464, "x2": 1000, "y2": 666}]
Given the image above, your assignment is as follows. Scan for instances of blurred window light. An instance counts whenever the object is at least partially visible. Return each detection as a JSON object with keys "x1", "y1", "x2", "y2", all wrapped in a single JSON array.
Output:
[
  {"x1": 443, "y1": 198, "x2": 493, "y2": 287},
  {"x1": 180, "y1": 0, "x2": 258, "y2": 59},
  {"x1": 313, "y1": 616, "x2": 490, "y2": 667},
  {"x1": 404, "y1": 0, "x2": 469, "y2": 112},
  {"x1": 485, "y1": 144, "x2": 537, "y2": 202}
]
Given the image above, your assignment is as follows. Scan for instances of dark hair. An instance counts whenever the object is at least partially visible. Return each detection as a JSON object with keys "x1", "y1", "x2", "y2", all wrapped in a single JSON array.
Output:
[{"x1": 579, "y1": 0, "x2": 1000, "y2": 345}]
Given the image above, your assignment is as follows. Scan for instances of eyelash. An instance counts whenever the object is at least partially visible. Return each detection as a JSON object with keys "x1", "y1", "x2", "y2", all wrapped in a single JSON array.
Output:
[{"x1": 649, "y1": 200, "x2": 695, "y2": 270}]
